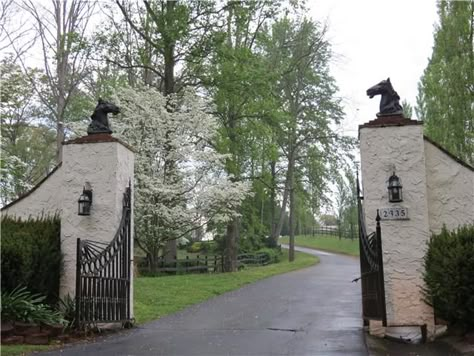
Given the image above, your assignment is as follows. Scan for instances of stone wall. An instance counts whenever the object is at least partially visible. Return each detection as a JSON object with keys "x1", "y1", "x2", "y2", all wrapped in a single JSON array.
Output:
[
  {"x1": 1, "y1": 165, "x2": 63, "y2": 219},
  {"x1": 424, "y1": 138, "x2": 474, "y2": 234}
]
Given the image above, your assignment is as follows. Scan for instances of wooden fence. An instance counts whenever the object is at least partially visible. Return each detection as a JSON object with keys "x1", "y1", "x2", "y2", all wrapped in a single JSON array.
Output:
[
  {"x1": 312, "y1": 226, "x2": 358, "y2": 240},
  {"x1": 237, "y1": 252, "x2": 271, "y2": 267},
  {"x1": 136, "y1": 255, "x2": 223, "y2": 275},
  {"x1": 135, "y1": 252, "x2": 272, "y2": 275}
]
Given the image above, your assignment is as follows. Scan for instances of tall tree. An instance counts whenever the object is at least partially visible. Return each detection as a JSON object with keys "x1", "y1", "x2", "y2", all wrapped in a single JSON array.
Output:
[
  {"x1": 263, "y1": 17, "x2": 353, "y2": 261},
  {"x1": 333, "y1": 168, "x2": 357, "y2": 239},
  {"x1": 112, "y1": 0, "x2": 220, "y2": 95},
  {"x1": 200, "y1": 1, "x2": 281, "y2": 270},
  {"x1": 416, "y1": 0, "x2": 474, "y2": 164},
  {"x1": 0, "y1": 58, "x2": 56, "y2": 205},
  {"x1": 6, "y1": 0, "x2": 96, "y2": 163},
  {"x1": 401, "y1": 99, "x2": 413, "y2": 119}
]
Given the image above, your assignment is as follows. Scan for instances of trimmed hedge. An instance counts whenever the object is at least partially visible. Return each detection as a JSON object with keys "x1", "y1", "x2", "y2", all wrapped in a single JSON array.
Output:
[
  {"x1": 423, "y1": 225, "x2": 474, "y2": 330},
  {"x1": 1, "y1": 215, "x2": 62, "y2": 306}
]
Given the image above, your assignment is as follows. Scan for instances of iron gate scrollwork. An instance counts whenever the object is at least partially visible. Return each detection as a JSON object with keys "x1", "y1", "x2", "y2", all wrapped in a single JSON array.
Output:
[
  {"x1": 75, "y1": 184, "x2": 132, "y2": 327},
  {"x1": 357, "y1": 177, "x2": 387, "y2": 326}
]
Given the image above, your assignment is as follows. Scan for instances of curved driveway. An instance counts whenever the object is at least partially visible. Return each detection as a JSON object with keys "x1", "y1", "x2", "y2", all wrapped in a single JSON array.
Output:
[{"x1": 44, "y1": 245, "x2": 367, "y2": 356}]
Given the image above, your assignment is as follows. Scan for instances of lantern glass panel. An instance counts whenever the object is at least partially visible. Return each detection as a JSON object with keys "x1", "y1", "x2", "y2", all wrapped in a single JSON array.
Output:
[
  {"x1": 78, "y1": 193, "x2": 91, "y2": 215},
  {"x1": 388, "y1": 173, "x2": 403, "y2": 202}
]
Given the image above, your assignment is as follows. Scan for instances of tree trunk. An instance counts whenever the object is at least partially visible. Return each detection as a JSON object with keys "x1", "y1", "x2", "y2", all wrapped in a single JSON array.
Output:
[
  {"x1": 161, "y1": 1, "x2": 178, "y2": 261},
  {"x1": 269, "y1": 160, "x2": 278, "y2": 247},
  {"x1": 164, "y1": 240, "x2": 177, "y2": 263},
  {"x1": 163, "y1": 1, "x2": 176, "y2": 96},
  {"x1": 55, "y1": 0, "x2": 66, "y2": 163},
  {"x1": 288, "y1": 159, "x2": 295, "y2": 262},
  {"x1": 147, "y1": 249, "x2": 159, "y2": 275},
  {"x1": 223, "y1": 106, "x2": 240, "y2": 271},
  {"x1": 224, "y1": 217, "x2": 239, "y2": 272},
  {"x1": 274, "y1": 163, "x2": 291, "y2": 239}
]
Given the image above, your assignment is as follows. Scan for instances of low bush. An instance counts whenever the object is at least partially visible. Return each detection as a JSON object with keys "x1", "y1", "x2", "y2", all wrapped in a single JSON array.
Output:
[
  {"x1": 186, "y1": 241, "x2": 214, "y2": 254},
  {"x1": 255, "y1": 248, "x2": 282, "y2": 264},
  {"x1": 423, "y1": 225, "x2": 474, "y2": 331},
  {"x1": 58, "y1": 294, "x2": 76, "y2": 329},
  {"x1": 1, "y1": 286, "x2": 66, "y2": 326},
  {"x1": 1, "y1": 215, "x2": 62, "y2": 305}
]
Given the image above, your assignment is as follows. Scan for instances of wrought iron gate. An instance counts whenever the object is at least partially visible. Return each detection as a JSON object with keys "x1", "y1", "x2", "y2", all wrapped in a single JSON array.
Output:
[
  {"x1": 75, "y1": 185, "x2": 132, "y2": 327},
  {"x1": 357, "y1": 179, "x2": 387, "y2": 326}
]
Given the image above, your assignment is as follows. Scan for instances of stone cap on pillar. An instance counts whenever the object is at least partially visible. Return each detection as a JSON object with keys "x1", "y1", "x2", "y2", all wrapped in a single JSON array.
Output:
[
  {"x1": 63, "y1": 133, "x2": 135, "y2": 152},
  {"x1": 358, "y1": 114, "x2": 423, "y2": 138}
]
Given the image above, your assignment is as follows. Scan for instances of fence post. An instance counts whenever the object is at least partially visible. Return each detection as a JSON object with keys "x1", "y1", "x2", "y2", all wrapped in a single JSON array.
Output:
[
  {"x1": 205, "y1": 255, "x2": 208, "y2": 272},
  {"x1": 185, "y1": 255, "x2": 189, "y2": 273}
]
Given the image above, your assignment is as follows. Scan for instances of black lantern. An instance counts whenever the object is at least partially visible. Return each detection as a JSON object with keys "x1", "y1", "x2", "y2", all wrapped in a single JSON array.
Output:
[
  {"x1": 78, "y1": 187, "x2": 93, "y2": 215},
  {"x1": 388, "y1": 172, "x2": 403, "y2": 202}
]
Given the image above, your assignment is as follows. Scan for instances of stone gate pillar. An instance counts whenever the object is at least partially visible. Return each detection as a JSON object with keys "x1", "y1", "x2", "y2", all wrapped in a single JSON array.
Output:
[
  {"x1": 359, "y1": 115, "x2": 435, "y2": 340},
  {"x1": 61, "y1": 133, "x2": 134, "y2": 317}
]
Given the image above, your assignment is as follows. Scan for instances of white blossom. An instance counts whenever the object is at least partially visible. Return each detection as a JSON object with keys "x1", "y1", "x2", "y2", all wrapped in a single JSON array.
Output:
[{"x1": 112, "y1": 86, "x2": 251, "y2": 257}]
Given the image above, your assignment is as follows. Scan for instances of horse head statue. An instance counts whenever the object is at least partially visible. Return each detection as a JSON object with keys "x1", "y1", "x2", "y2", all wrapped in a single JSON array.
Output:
[
  {"x1": 366, "y1": 78, "x2": 403, "y2": 116},
  {"x1": 87, "y1": 98, "x2": 120, "y2": 135}
]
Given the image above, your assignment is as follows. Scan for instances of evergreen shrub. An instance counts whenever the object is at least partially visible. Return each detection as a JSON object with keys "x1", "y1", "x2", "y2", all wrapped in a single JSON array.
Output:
[
  {"x1": 255, "y1": 247, "x2": 282, "y2": 264},
  {"x1": 1, "y1": 215, "x2": 62, "y2": 306},
  {"x1": 423, "y1": 225, "x2": 474, "y2": 330}
]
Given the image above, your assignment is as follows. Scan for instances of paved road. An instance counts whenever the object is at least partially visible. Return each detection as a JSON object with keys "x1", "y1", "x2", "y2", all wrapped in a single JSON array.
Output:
[{"x1": 44, "y1": 246, "x2": 367, "y2": 356}]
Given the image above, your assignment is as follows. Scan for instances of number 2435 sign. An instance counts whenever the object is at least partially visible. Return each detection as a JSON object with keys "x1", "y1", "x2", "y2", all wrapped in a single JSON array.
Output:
[{"x1": 380, "y1": 207, "x2": 409, "y2": 220}]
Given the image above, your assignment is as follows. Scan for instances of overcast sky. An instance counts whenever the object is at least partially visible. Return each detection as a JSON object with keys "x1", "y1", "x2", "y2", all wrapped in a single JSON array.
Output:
[
  {"x1": 308, "y1": 0, "x2": 439, "y2": 137},
  {"x1": 7, "y1": 0, "x2": 438, "y2": 137}
]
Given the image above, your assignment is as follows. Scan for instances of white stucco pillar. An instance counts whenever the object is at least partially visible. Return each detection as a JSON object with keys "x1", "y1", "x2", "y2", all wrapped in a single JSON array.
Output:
[
  {"x1": 60, "y1": 134, "x2": 134, "y2": 317},
  {"x1": 359, "y1": 115, "x2": 435, "y2": 339}
]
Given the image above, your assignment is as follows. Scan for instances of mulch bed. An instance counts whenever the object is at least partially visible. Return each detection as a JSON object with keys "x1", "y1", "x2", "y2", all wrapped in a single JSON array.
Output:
[{"x1": 0, "y1": 321, "x2": 122, "y2": 346}]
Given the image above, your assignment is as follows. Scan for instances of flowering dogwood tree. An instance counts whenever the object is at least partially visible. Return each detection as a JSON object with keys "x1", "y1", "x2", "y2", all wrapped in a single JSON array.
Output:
[{"x1": 113, "y1": 87, "x2": 250, "y2": 270}]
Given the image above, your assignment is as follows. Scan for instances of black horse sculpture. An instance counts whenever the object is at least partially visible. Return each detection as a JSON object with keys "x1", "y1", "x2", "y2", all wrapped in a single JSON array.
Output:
[
  {"x1": 87, "y1": 99, "x2": 120, "y2": 135},
  {"x1": 366, "y1": 78, "x2": 403, "y2": 116}
]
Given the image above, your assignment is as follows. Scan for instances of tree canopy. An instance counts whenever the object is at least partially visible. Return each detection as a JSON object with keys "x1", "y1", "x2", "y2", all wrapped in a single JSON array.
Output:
[
  {"x1": 417, "y1": 0, "x2": 474, "y2": 164},
  {"x1": 1, "y1": 0, "x2": 358, "y2": 266}
]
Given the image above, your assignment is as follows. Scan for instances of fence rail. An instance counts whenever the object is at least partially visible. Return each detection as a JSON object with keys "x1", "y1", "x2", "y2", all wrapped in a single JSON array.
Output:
[
  {"x1": 309, "y1": 227, "x2": 358, "y2": 239},
  {"x1": 135, "y1": 252, "x2": 272, "y2": 275},
  {"x1": 237, "y1": 253, "x2": 271, "y2": 267}
]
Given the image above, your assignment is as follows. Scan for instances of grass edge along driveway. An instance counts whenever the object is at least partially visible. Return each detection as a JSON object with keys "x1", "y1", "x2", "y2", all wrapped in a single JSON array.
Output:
[
  {"x1": 134, "y1": 249, "x2": 318, "y2": 324},
  {"x1": 279, "y1": 235, "x2": 360, "y2": 257}
]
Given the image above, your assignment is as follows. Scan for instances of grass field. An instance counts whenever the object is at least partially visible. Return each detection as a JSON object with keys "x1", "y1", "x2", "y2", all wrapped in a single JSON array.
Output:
[
  {"x1": 279, "y1": 235, "x2": 359, "y2": 256},
  {"x1": 134, "y1": 249, "x2": 318, "y2": 323}
]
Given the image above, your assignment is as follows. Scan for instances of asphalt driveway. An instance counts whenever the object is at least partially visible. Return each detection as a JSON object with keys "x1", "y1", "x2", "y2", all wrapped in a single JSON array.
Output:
[{"x1": 42, "y1": 245, "x2": 367, "y2": 356}]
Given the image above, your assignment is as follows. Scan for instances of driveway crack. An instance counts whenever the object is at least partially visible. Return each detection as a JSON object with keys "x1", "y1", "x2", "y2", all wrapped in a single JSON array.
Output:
[{"x1": 266, "y1": 327, "x2": 302, "y2": 333}]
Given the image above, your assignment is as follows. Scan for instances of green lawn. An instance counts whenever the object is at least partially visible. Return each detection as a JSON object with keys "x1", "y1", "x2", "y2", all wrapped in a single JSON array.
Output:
[
  {"x1": 134, "y1": 249, "x2": 318, "y2": 324},
  {"x1": 279, "y1": 235, "x2": 360, "y2": 256},
  {"x1": 0, "y1": 345, "x2": 54, "y2": 356}
]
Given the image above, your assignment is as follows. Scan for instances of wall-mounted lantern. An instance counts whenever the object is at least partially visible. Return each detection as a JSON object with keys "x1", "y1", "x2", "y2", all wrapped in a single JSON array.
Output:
[
  {"x1": 78, "y1": 185, "x2": 93, "y2": 216},
  {"x1": 388, "y1": 172, "x2": 403, "y2": 202}
]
